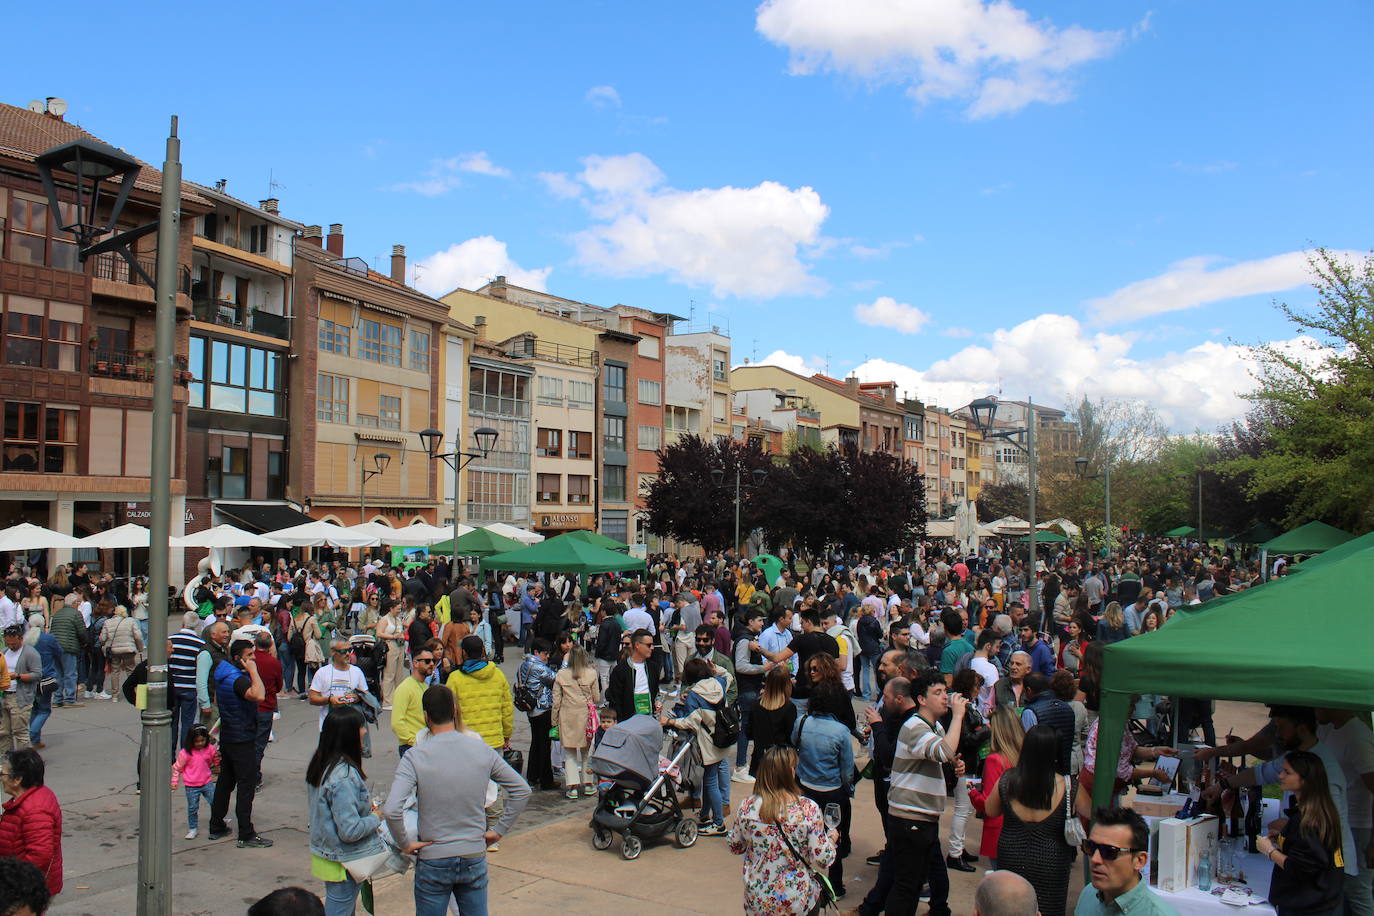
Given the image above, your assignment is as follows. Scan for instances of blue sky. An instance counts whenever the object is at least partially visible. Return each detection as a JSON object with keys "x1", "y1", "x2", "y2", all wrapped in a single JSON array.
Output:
[{"x1": 16, "y1": 0, "x2": 1372, "y2": 429}]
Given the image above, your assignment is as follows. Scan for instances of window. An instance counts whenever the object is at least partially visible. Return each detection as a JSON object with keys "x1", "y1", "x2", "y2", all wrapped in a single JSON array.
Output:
[
  {"x1": 468, "y1": 367, "x2": 529, "y2": 417},
  {"x1": 568, "y1": 380, "x2": 594, "y2": 409},
  {"x1": 2, "y1": 297, "x2": 82, "y2": 372},
  {"x1": 568, "y1": 430, "x2": 592, "y2": 460},
  {"x1": 266, "y1": 450, "x2": 284, "y2": 499},
  {"x1": 207, "y1": 446, "x2": 248, "y2": 499},
  {"x1": 603, "y1": 364, "x2": 626, "y2": 403},
  {"x1": 409, "y1": 329, "x2": 430, "y2": 372},
  {"x1": 568, "y1": 474, "x2": 590, "y2": 504},
  {"x1": 712, "y1": 350, "x2": 728, "y2": 381},
  {"x1": 603, "y1": 465, "x2": 626, "y2": 502},
  {"x1": 537, "y1": 427, "x2": 561, "y2": 457},
  {"x1": 537, "y1": 376, "x2": 564, "y2": 406},
  {"x1": 5, "y1": 197, "x2": 78, "y2": 271},
  {"x1": 637, "y1": 379, "x2": 661, "y2": 406},
  {"x1": 637, "y1": 425, "x2": 661, "y2": 451},
  {"x1": 318, "y1": 374, "x2": 349, "y2": 423},
  {"x1": 319, "y1": 319, "x2": 350, "y2": 355},
  {"x1": 600, "y1": 509, "x2": 628, "y2": 544},
  {"x1": 536, "y1": 473, "x2": 561, "y2": 503},
  {"x1": 602, "y1": 416, "x2": 625, "y2": 452},
  {"x1": 358, "y1": 318, "x2": 402, "y2": 366},
  {"x1": 637, "y1": 335, "x2": 659, "y2": 359},
  {"x1": 200, "y1": 338, "x2": 282, "y2": 416},
  {"x1": 0, "y1": 402, "x2": 77, "y2": 474},
  {"x1": 378, "y1": 395, "x2": 401, "y2": 430},
  {"x1": 248, "y1": 224, "x2": 270, "y2": 254}
]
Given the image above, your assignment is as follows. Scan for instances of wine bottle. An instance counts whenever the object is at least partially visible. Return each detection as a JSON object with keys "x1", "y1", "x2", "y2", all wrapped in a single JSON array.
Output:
[{"x1": 1244, "y1": 785, "x2": 1263, "y2": 853}]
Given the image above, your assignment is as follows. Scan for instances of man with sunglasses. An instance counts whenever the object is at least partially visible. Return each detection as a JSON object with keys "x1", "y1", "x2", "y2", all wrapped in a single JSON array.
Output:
[
  {"x1": 308, "y1": 638, "x2": 370, "y2": 729},
  {"x1": 393, "y1": 643, "x2": 437, "y2": 756},
  {"x1": 1075, "y1": 806, "x2": 1178, "y2": 915}
]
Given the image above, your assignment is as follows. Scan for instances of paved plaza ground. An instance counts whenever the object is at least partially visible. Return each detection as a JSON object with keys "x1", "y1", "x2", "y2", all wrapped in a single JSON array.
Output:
[{"x1": 38, "y1": 637, "x2": 1270, "y2": 915}]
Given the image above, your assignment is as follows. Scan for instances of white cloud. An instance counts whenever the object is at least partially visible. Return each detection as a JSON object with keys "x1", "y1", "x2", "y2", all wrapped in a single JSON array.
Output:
[
  {"x1": 751, "y1": 349, "x2": 827, "y2": 374},
  {"x1": 412, "y1": 237, "x2": 552, "y2": 296},
  {"x1": 537, "y1": 171, "x2": 583, "y2": 199},
  {"x1": 453, "y1": 152, "x2": 510, "y2": 178},
  {"x1": 385, "y1": 153, "x2": 509, "y2": 195},
  {"x1": 565, "y1": 153, "x2": 830, "y2": 298},
  {"x1": 585, "y1": 85, "x2": 622, "y2": 109},
  {"x1": 847, "y1": 311, "x2": 1323, "y2": 430},
  {"x1": 854, "y1": 296, "x2": 931, "y2": 334},
  {"x1": 755, "y1": 0, "x2": 1122, "y2": 118},
  {"x1": 1086, "y1": 249, "x2": 1361, "y2": 325},
  {"x1": 942, "y1": 326, "x2": 975, "y2": 338}
]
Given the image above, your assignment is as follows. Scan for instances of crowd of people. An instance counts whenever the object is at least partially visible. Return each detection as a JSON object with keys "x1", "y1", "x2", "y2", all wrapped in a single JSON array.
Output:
[{"x1": 0, "y1": 534, "x2": 1365, "y2": 916}]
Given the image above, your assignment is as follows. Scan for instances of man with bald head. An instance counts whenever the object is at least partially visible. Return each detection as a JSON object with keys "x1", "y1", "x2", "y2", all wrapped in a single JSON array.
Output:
[{"x1": 976, "y1": 870, "x2": 1040, "y2": 916}]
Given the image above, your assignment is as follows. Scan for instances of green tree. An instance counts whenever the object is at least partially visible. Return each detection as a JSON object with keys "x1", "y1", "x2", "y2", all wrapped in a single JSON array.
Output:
[
  {"x1": 1221, "y1": 249, "x2": 1374, "y2": 530},
  {"x1": 641, "y1": 435, "x2": 772, "y2": 551},
  {"x1": 977, "y1": 480, "x2": 1029, "y2": 522}
]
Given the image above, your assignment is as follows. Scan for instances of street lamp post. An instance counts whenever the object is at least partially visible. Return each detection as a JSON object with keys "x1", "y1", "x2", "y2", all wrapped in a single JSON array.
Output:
[
  {"x1": 969, "y1": 396, "x2": 1039, "y2": 614},
  {"x1": 36, "y1": 121, "x2": 181, "y2": 916},
  {"x1": 711, "y1": 465, "x2": 768, "y2": 557},
  {"x1": 1074, "y1": 457, "x2": 1111, "y2": 558},
  {"x1": 418, "y1": 427, "x2": 499, "y2": 543},
  {"x1": 358, "y1": 452, "x2": 391, "y2": 524}
]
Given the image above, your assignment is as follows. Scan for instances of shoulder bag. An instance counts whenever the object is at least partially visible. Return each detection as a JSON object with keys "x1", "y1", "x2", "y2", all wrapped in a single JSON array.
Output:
[
  {"x1": 774, "y1": 812, "x2": 837, "y2": 915},
  {"x1": 1062, "y1": 774, "x2": 1085, "y2": 849}
]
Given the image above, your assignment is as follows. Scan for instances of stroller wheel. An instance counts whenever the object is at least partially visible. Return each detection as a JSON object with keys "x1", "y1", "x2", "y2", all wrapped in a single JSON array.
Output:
[
  {"x1": 621, "y1": 833, "x2": 643, "y2": 860},
  {"x1": 591, "y1": 825, "x2": 613, "y2": 851},
  {"x1": 674, "y1": 818, "x2": 699, "y2": 848}
]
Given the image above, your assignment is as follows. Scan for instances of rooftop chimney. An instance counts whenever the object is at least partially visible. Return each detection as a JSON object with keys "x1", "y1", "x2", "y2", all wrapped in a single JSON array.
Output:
[
  {"x1": 260, "y1": 198, "x2": 279, "y2": 214},
  {"x1": 488, "y1": 275, "x2": 508, "y2": 299},
  {"x1": 474, "y1": 316, "x2": 486, "y2": 340},
  {"x1": 391, "y1": 245, "x2": 406, "y2": 284},
  {"x1": 326, "y1": 223, "x2": 344, "y2": 256},
  {"x1": 303, "y1": 225, "x2": 323, "y2": 247},
  {"x1": 845, "y1": 375, "x2": 860, "y2": 395}
]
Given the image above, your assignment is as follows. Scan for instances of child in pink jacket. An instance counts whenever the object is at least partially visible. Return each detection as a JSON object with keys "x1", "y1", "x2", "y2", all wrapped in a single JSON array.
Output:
[{"x1": 171, "y1": 725, "x2": 219, "y2": 839}]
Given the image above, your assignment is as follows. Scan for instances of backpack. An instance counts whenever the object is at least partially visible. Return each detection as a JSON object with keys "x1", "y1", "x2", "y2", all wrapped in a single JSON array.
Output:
[
  {"x1": 513, "y1": 666, "x2": 539, "y2": 713},
  {"x1": 710, "y1": 702, "x2": 741, "y2": 748},
  {"x1": 288, "y1": 618, "x2": 306, "y2": 660}
]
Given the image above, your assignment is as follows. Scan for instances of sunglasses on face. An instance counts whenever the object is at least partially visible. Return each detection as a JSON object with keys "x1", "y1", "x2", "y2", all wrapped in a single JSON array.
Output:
[
  {"x1": 1081, "y1": 839, "x2": 1141, "y2": 861},
  {"x1": 413, "y1": 657, "x2": 435, "y2": 665}
]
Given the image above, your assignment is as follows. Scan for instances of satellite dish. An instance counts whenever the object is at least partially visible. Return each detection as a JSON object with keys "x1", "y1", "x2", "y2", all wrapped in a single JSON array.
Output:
[
  {"x1": 27, "y1": 100, "x2": 43, "y2": 113},
  {"x1": 45, "y1": 98, "x2": 68, "y2": 116}
]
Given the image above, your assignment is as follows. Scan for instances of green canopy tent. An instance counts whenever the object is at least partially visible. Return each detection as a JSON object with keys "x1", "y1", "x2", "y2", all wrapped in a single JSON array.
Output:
[
  {"x1": 1162, "y1": 525, "x2": 1195, "y2": 537},
  {"x1": 1018, "y1": 530, "x2": 1069, "y2": 544},
  {"x1": 428, "y1": 527, "x2": 525, "y2": 557},
  {"x1": 480, "y1": 536, "x2": 646, "y2": 576},
  {"x1": 1289, "y1": 531, "x2": 1374, "y2": 575},
  {"x1": 1260, "y1": 520, "x2": 1355, "y2": 582},
  {"x1": 754, "y1": 553, "x2": 785, "y2": 587},
  {"x1": 1231, "y1": 521, "x2": 1281, "y2": 545},
  {"x1": 1091, "y1": 548, "x2": 1374, "y2": 811},
  {"x1": 558, "y1": 529, "x2": 630, "y2": 551}
]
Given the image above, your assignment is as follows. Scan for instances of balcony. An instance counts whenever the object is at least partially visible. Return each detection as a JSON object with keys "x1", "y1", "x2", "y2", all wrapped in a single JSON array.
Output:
[
  {"x1": 504, "y1": 338, "x2": 598, "y2": 369},
  {"x1": 89, "y1": 347, "x2": 192, "y2": 386},
  {"x1": 89, "y1": 251, "x2": 192, "y2": 302},
  {"x1": 192, "y1": 299, "x2": 291, "y2": 340}
]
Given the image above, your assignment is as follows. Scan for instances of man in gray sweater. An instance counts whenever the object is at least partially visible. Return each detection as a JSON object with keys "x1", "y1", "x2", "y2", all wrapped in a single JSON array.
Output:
[{"x1": 384, "y1": 684, "x2": 529, "y2": 916}]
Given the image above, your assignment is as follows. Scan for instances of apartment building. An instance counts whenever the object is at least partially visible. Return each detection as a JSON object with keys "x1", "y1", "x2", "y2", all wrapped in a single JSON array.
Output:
[
  {"x1": 730, "y1": 365, "x2": 860, "y2": 447},
  {"x1": 0, "y1": 102, "x2": 208, "y2": 574},
  {"x1": 972, "y1": 400, "x2": 1077, "y2": 486},
  {"x1": 665, "y1": 327, "x2": 732, "y2": 443},
  {"x1": 291, "y1": 228, "x2": 452, "y2": 528}
]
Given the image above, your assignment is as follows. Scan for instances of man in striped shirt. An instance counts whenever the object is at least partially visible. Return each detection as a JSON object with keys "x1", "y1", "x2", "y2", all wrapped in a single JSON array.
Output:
[
  {"x1": 168, "y1": 611, "x2": 206, "y2": 748},
  {"x1": 884, "y1": 671, "x2": 966, "y2": 916}
]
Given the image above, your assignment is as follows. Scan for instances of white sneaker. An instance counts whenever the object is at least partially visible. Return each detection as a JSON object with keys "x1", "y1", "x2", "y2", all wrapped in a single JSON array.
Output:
[
  {"x1": 272, "y1": 711, "x2": 281, "y2": 721},
  {"x1": 732, "y1": 766, "x2": 751, "y2": 782},
  {"x1": 94, "y1": 691, "x2": 112, "y2": 700},
  {"x1": 268, "y1": 730, "x2": 276, "y2": 743},
  {"x1": 185, "y1": 829, "x2": 198, "y2": 840},
  {"x1": 83, "y1": 690, "x2": 93, "y2": 699}
]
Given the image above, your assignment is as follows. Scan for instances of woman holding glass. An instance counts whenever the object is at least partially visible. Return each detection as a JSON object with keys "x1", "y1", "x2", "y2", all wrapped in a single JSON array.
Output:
[{"x1": 306, "y1": 705, "x2": 383, "y2": 916}]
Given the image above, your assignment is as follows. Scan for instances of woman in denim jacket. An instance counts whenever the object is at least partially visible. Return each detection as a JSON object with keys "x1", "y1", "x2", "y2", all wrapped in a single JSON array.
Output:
[
  {"x1": 306, "y1": 705, "x2": 384, "y2": 916},
  {"x1": 789, "y1": 681, "x2": 855, "y2": 893}
]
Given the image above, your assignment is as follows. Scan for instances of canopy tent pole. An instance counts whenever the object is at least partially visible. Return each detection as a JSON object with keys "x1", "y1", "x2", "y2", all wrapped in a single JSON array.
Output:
[{"x1": 1091, "y1": 690, "x2": 1133, "y2": 813}]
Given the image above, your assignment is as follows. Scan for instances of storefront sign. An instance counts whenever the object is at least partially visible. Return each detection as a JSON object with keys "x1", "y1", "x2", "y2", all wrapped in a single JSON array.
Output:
[
  {"x1": 125, "y1": 503, "x2": 195, "y2": 523},
  {"x1": 538, "y1": 514, "x2": 592, "y2": 528}
]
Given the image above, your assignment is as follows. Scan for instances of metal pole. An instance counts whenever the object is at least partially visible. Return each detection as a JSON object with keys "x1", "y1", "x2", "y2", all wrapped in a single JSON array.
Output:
[
  {"x1": 733, "y1": 467, "x2": 742, "y2": 558},
  {"x1": 1027, "y1": 399, "x2": 1038, "y2": 618},
  {"x1": 1104, "y1": 464, "x2": 1112, "y2": 558},
  {"x1": 451, "y1": 442, "x2": 460, "y2": 574},
  {"x1": 360, "y1": 465, "x2": 367, "y2": 525},
  {"x1": 138, "y1": 115, "x2": 179, "y2": 916}
]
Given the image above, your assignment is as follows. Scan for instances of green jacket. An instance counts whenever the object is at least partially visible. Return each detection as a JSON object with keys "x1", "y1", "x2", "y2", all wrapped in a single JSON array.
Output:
[{"x1": 49, "y1": 605, "x2": 87, "y2": 655}]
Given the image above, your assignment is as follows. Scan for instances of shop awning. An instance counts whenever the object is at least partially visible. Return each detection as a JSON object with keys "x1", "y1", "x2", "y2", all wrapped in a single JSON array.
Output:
[{"x1": 214, "y1": 502, "x2": 316, "y2": 534}]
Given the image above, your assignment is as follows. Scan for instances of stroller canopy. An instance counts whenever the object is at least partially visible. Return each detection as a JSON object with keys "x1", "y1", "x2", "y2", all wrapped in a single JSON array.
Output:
[{"x1": 590, "y1": 715, "x2": 663, "y2": 784}]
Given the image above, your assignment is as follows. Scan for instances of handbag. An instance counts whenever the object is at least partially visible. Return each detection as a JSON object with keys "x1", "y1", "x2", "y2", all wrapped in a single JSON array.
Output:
[
  {"x1": 775, "y1": 815, "x2": 837, "y2": 914},
  {"x1": 501, "y1": 746, "x2": 524, "y2": 776},
  {"x1": 341, "y1": 823, "x2": 411, "y2": 883},
  {"x1": 1063, "y1": 774, "x2": 1085, "y2": 849}
]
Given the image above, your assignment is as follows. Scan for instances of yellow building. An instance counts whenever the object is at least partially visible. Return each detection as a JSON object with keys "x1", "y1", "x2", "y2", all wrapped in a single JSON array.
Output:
[{"x1": 729, "y1": 364, "x2": 860, "y2": 445}]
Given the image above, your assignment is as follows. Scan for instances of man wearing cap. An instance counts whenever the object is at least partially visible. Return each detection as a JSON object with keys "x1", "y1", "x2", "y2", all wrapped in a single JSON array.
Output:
[{"x1": 0, "y1": 625, "x2": 40, "y2": 753}]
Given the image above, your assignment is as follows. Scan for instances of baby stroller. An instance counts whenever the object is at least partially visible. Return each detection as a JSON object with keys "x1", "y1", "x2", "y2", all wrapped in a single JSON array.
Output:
[
  {"x1": 348, "y1": 632, "x2": 383, "y2": 698},
  {"x1": 588, "y1": 715, "x2": 699, "y2": 860}
]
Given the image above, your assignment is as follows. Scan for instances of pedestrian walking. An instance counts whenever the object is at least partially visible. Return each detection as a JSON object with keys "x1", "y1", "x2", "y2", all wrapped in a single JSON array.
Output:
[
  {"x1": 552, "y1": 645, "x2": 600, "y2": 798},
  {"x1": 0, "y1": 626, "x2": 39, "y2": 753},
  {"x1": 171, "y1": 725, "x2": 219, "y2": 840}
]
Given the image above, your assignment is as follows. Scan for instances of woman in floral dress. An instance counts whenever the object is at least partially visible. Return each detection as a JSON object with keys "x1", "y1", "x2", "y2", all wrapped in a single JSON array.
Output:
[{"x1": 728, "y1": 746, "x2": 837, "y2": 915}]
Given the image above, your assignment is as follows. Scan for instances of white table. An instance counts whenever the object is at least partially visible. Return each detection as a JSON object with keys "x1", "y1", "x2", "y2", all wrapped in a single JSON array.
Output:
[{"x1": 1145, "y1": 798, "x2": 1280, "y2": 915}]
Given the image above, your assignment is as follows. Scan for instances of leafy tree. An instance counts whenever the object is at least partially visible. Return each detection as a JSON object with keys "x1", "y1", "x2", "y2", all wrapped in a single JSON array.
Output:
[
  {"x1": 755, "y1": 445, "x2": 848, "y2": 559},
  {"x1": 977, "y1": 480, "x2": 1029, "y2": 522},
  {"x1": 641, "y1": 435, "x2": 772, "y2": 551},
  {"x1": 1221, "y1": 249, "x2": 1374, "y2": 531},
  {"x1": 838, "y1": 444, "x2": 928, "y2": 556}
]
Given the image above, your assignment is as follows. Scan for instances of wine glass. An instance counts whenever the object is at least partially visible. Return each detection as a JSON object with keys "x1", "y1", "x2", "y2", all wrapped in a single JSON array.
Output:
[{"x1": 823, "y1": 803, "x2": 841, "y2": 830}]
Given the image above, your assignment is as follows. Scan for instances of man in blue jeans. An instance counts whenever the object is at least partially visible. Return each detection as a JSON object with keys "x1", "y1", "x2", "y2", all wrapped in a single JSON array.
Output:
[{"x1": 385, "y1": 684, "x2": 530, "y2": 916}]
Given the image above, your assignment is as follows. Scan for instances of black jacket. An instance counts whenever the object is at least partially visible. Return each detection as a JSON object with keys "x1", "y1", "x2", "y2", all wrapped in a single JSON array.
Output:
[
  {"x1": 1024, "y1": 690, "x2": 1075, "y2": 774},
  {"x1": 1268, "y1": 805, "x2": 1344, "y2": 914},
  {"x1": 606, "y1": 657, "x2": 660, "y2": 722}
]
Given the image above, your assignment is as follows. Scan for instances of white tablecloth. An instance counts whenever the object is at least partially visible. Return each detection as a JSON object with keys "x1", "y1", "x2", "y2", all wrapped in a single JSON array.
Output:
[{"x1": 1146, "y1": 799, "x2": 1280, "y2": 915}]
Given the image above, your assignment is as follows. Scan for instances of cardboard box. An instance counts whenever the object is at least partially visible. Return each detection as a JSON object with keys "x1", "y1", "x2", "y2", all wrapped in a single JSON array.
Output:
[
  {"x1": 1156, "y1": 815, "x2": 1218, "y2": 893},
  {"x1": 1133, "y1": 793, "x2": 1190, "y2": 819}
]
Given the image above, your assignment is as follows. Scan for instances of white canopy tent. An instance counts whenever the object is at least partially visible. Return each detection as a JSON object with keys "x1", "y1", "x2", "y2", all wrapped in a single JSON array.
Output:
[
  {"x1": 173, "y1": 525, "x2": 291, "y2": 549},
  {"x1": 342, "y1": 522, "x2": 442, "y2": 547},
  {"x1": 980, "y1": 515, "x2": 1031, "y2": 536},
  {"x1": 263, "y1": 520, "x2": 376, "y2": 548},
  {"x1": 1036, "y1": 517, "x2": 1081, "y2": 538},
  {"x1": 79, "y1": 524, "x2": 153, "y2": 585},
  {"x1": 0, "y1": 522, "x2": 83, "y2": 552},
  {"x1": 481, "y1": 522, "x2": 544, "y2": 545},
  {"x1": 926, "y1": 519, "x2": 956, "y2": 538}
]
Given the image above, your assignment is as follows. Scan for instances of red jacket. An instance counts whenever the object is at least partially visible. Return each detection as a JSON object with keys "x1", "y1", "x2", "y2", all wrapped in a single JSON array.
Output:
[
  {"x1": 967, "y1": 752, "x2": 1009, "y2": 860},
  {"x1": 0, "y1": 784, "x2": 63, "y2": 895}
]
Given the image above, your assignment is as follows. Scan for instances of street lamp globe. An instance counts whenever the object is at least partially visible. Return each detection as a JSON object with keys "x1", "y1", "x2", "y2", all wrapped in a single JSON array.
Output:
[
  {"x1": 751, "y1": 468, "x2": 768, "y2": 487},
  {"x1": 373, "y1": 453, "x2": 391, "y2": 474},
  {"x1": 418, "y1": 428, "x2": 443, "y2": 458},
  {"x1": 710, "y1": 468, "x2": 725, "y2": 488},
  {"x1": 1074, "y1": 456, "x2": 1089, "y2": 474},
  {"x1": 968, "y1": 397, "x2": 999, "y2": 435},
  {"x1": 473, "y1": 427, "x2": 499, "y2": 457},
  {"x1": 34, "y1": 137, "x2": 143, "y2": 251}
]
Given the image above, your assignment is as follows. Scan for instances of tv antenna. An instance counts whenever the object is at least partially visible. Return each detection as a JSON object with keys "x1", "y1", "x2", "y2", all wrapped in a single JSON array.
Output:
[{"x1": 268, "y1": 169, "x2": 287, "y2": 197}]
